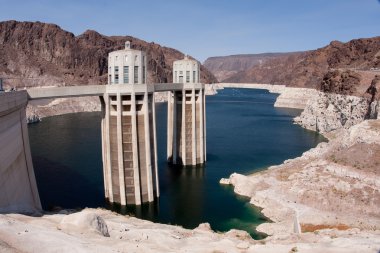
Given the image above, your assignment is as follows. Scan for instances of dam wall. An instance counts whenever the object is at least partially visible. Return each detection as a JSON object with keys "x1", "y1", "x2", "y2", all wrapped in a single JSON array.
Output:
[{"x1": 0, "y1": 91, "x2": 41, "y2": 213}]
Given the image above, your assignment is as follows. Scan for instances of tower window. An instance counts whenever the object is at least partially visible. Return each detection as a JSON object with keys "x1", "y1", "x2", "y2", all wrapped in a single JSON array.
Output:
[
  {"x1": 174, "y1": 71, "x2": 177, "y2": 82},
  {"x1": 123, "y1": 66, "x2": 129, "y2": 83},
  {"x1": 134, "y1": 66, "x2": 139, "y2": 84},
  {"x1": 193, "y1": 71, "x2": 196, "y2": 83},
  {"x1": 115, "y1": 66, "x2": 119, "y2": 84},
  {"x1": 186, "y1": 71, "x2": 190, "y2": 83},
  {"x1": 143, "y1": 66, "x2": 146, "y2": 83}
]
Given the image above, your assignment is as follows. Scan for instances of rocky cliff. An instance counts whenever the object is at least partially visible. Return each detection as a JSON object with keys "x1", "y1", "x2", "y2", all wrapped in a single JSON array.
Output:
[
  {"x1": 294, "y1": 75, "x2": 380, "y2": 133},
  {"x1": 0, "y1": 20, "x2": 217, "y2": 89},
  {"x1": 294, "y1": 92, "x2": 379, "y2": 133},
  {"x1": 222, "y1": 36, "x2": 380, "y2": 94},
  {"x1": 203, "y1": 52, "x2": 300, "y2": 82}
]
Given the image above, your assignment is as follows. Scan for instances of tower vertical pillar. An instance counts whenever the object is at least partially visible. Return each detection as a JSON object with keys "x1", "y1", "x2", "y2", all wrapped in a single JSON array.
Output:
[
  {"x1": 167, "y1": 84, "x2": 206, "y2": 166},
  {"x1": 102, "y1": 85, "x2": 159, "y2": 205},
  {"x1": 167, "y1": 55, "x2": 206, "y2": 166}
]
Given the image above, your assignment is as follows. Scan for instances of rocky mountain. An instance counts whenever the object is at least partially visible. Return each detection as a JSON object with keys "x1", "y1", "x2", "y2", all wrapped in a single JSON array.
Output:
[
  {"x1": 222, "y1": 37, "x2": 380, "y2": 94},
  {"x1": 203, "y1": 52, "x2": 300, "y2": 82},
  {"x1": 0, "y1": 20, "x2": 217, "y2": 89}
]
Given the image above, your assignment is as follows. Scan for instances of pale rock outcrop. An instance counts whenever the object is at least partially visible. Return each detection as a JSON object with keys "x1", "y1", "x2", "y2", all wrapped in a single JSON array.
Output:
[
  {"x1": 26, "y1": 113, "x2": 41, "y2": 123},
  {"x1": 204, "y1": 83, "x2": 219, "y2": 95},
  {"x1": 294, "y1": 92, "x2": 379, "y2": 133},
  {"x1": 228, "y1": 173, "x2": 256, "y2": 197},
  {"x1": 273, "y1": 87, "x2": 318, "y2": 109},
  {"x1": 219, "y1": 178, "x2": 231, "y2": 185},
  {"x1": 58, "y1": 210, "x2": 109, "y2": 237}
]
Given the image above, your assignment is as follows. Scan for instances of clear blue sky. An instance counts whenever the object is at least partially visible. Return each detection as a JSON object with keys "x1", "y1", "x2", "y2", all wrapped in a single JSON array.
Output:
[{"x1": 0, "y1": 0, "x2": 379, "y2": 62}]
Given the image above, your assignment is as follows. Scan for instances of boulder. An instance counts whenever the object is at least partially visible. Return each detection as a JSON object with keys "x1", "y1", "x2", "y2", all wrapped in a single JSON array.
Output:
[{"x1": 58, "y1": 210, "x2": 109, "y2": 237}]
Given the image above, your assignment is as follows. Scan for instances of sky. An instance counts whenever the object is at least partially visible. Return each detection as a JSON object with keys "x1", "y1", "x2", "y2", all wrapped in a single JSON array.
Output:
[{"x1": 0, "y1": 0, "x2": 379, "y2": 62}]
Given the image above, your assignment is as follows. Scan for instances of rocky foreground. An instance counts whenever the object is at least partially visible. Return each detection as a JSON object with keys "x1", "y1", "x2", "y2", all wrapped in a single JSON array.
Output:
[{"x1": 1, "y1": 207, "x2": 379, "y2": 253}]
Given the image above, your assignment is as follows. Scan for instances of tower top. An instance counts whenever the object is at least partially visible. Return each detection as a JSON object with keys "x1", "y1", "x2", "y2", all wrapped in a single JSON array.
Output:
[{"x1": 125, "y1": 41, "x2": 131, "y2": 49}]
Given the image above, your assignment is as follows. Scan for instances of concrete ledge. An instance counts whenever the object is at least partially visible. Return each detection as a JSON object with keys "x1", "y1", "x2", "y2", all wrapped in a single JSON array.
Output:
[
  {"x1": 27, "y1": 85, "x2": 106, "y2": 100},
  {"x1": 0, "y1": 91, "x2": 28, "y2": 117},
  {"x1": 27, "y1": 84, "x2": 205, "y2": 100}
]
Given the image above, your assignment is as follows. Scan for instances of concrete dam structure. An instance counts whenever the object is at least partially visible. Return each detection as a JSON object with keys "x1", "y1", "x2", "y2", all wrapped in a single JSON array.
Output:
[
  {"x1": 0, "y1": 91, "x2": 41, "y2": 213},
  {"x1": 0, "y1": 43, "x2": 207, "y2": 210}
]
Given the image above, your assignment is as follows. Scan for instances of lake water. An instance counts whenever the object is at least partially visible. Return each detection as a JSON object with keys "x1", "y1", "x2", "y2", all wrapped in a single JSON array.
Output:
[{"x1": 28, "y1": 88, "x2": 325, "y2": 239}]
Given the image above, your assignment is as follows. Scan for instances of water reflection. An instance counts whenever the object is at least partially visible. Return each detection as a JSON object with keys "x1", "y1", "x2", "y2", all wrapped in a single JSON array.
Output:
[
  {"x1": 107, "y1": 164, "x2": 207, "y2": 227},
  {"x1": 106, "y1": 200, "x2": 160, "y2": 220},
  {"x1": 165, "y1": 164, "x2": 205, "y2": 227}
]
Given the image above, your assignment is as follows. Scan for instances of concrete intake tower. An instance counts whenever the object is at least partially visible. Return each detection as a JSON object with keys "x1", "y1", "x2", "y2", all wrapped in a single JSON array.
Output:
[
  {"x1": 167, "y1": 56, "x2": 206, "y2": 166},
  {"x1": 101, "y1": 42, "x2": 159, "y2": 205}
]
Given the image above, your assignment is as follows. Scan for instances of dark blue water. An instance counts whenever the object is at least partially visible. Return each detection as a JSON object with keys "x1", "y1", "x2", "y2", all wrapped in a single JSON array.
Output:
[{"x1": 28, "y1": 88, "x2": 325, "y2": 238}]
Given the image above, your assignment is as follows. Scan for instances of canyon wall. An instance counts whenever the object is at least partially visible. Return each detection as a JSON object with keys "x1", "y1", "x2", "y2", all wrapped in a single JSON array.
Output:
[
  {"x1": 294, "y1": 92, "x2": 379, "y2": 133},
  {"x1": 220, "y1": 37, "x2": 380, "y2": 92},
  {"x1": 0, "y1": 21, "x2": 217, "y2": 89},
  {"x1": 203, "y1": 52, "x2": 301, "y2": 82},
  {"x1": 0, "y1": 91, "x2": 41, "y2": 213}
]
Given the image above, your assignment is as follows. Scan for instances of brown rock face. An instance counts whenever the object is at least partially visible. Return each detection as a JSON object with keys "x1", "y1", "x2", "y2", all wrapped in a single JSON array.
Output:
[
  {"x1": 0, "y1": 20, "x2": 217, "y2": 88},
  {"x1": 203, "y1": 52, "x2": 301, "y2": 82},
  {"x1": 366, "y1": 75, "x2": 380, "y2": 101},
  {"x1": 318, "y1": 70, "x2": 361, "y2": 95},
  {"x1": 222, "y1": 36, "x2": 380, "y2": 94}
]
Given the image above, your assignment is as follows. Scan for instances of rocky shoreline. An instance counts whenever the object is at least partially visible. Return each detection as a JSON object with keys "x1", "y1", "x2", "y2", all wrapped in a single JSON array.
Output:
[
  {"x1": 26, "y1": 96, "x2": 101, "y2": 123},
  {"x1": 220, "y1": 119, "x2": 380, "y2": 250},
  {"x1": 218, "y1": 83, "x2": 380, "y2": 250}
]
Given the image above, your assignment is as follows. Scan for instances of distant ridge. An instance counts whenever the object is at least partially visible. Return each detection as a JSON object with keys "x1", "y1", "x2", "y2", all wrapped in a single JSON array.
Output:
[
  {"x1": 203, "y1": 52, "x2": 303, "y2": 82},
  {"x1": 219, "y1": 36, "x2": 380, "y2": 94}
]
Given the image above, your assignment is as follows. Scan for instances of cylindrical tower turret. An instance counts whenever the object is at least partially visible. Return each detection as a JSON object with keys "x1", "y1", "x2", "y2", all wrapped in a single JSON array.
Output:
[
  {"x1": 172, "y1": 55, "x2": 200, "y2": 84},
  {"x1": 108, "y1": 41, "x2": 147, "y2": 85}
]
